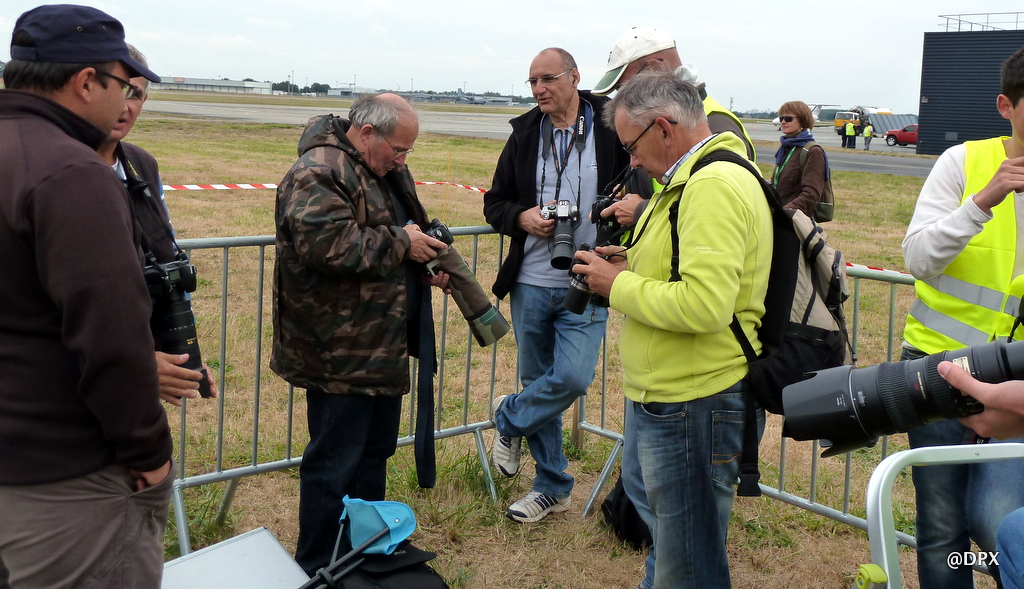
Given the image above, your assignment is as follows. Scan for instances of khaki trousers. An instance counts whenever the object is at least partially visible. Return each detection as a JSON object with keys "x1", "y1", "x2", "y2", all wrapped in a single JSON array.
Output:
[{"x1": 0, "y1": 463, "x2": 172, "y2": 589}]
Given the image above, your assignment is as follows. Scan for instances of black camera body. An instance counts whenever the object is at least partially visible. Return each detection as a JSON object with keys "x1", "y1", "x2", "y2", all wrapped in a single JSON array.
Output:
[
  {"x1": 591, "y1": 194, "x2": 622, "y2": 247},
  {"x1": 425, "y1": 218, "x2": 454, "y2": 246},
  {"x1": 783, "y1": 339, "x2": 1024, "y2": 456},
  {"x1": 563, "y1": 243, "x2": 597, "y2": 314},
  {"x1": 145, "y1": 256, "x2": 212, "y2": 398},
  {"x1": 540, "y1": 200, "x2": 579, "y2": 270}
]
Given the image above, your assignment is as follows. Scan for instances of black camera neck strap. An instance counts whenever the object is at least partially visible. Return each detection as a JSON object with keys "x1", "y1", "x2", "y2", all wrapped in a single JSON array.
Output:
[{"x1": 539, "y1": 102, "x2": 590, "y2": 208}]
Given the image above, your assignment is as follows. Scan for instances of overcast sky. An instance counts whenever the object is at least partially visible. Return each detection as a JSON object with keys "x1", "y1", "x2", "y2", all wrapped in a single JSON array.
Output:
[{"x1": 3, "y1": 1, "x2": 1023, "y2": 113}]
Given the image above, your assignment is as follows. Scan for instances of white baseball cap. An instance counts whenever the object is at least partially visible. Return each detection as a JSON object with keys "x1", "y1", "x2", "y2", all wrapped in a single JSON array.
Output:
[{"x1": 593, "y1": 27, "x2": 676, "y2": 96}]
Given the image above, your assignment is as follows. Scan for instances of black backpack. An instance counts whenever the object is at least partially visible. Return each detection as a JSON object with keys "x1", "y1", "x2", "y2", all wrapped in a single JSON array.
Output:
[{"x1": 671, "y1": 149, "x2": 852, "y2": 497}]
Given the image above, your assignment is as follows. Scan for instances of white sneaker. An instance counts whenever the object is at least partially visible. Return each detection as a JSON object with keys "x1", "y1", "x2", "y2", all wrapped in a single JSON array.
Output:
[
  {"x1": 491, "y1": 395, "x2": 521, "y2": 477},
  {"x1": 506, "y1": 491, "x2": 571, "y2": 523}
]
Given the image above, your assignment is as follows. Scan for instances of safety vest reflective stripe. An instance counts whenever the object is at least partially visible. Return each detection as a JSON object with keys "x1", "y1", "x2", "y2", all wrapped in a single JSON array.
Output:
[
  {"x1": 921, "y1": 273, "x2": 1020, "y2": 314},
  {"x1": 908, "y1": 299, "x2": 991, "y2": 347}
]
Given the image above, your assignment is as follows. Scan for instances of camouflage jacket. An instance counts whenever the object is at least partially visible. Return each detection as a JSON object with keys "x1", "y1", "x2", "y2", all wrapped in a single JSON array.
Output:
[{"x1": 271, "y1": 114, "x2": 430, "y2": 396}]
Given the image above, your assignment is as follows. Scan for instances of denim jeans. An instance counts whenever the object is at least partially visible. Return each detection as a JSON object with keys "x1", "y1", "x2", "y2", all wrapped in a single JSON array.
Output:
[
  {"x1": 622, "y1": 399, "x2": 656, "y2": 589},
  {"x1": 998, "y1": 507, "x2": 1024, "y2": 589},
  {"x1": 632, "y1": 384, "x2": 758, "y2": 589},
  {"x1": 905, "y1": 348, "x2": 1024, "y2": 588},
  {"x1": 494, "y1": 283, "x2": 607, "y2": 498},
  {"x1": 295, "y1": 389, "x2": 403, "y2": 576}
]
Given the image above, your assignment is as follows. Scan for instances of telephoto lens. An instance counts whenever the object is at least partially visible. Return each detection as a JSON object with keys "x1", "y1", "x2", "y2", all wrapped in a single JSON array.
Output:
[
  {"x1": 549, "y1": 200, "x2": 578, "y2": 270},
  {"x1": 562, "y1": 244, "x2": 594, "y2": 314},
  {"x1": 783, "y1": 339, "x2": 1024, "y2": 456}
]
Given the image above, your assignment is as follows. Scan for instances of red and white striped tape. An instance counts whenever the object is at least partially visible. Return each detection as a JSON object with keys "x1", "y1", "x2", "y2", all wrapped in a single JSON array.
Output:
[
  {"x1": 164, "y1": 183, "x2": 278, "y2": 191},
  {"x1": 159, "y1": 184, "x2": 911, "y2": 276},
  {"x1": 163, "y1": 181, "x2": 488, "y2": 193},
  {"x1": 846, "y1": 261, "x2": 911, "y2": 276}
]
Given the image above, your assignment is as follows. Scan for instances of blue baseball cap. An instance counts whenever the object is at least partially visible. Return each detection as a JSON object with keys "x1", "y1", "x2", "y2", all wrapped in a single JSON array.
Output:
[{"x1": 10, "y1": 4, "x2": 160, "y2": 83}]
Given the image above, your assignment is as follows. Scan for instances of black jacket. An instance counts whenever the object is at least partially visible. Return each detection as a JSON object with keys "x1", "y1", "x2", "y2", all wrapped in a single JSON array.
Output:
[{"x1": 483, "y1": 90, "x2": 630, "y2": 299}]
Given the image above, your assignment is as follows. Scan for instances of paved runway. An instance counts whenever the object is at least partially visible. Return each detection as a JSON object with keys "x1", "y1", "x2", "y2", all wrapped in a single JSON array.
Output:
[{"x1": 145, "y1": 99, "x2": 933, "y2": 178}]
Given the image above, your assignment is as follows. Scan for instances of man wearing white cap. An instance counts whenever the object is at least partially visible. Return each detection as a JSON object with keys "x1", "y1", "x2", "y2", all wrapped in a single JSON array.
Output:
[{"x1": 594, "y1": 26, "x2": 754, "y2": 160}]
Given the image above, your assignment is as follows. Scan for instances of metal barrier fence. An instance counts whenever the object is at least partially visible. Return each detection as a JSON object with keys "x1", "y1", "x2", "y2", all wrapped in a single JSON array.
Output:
[{"x1": 172, "y1": 225, "x2": 920, "y2": 559}]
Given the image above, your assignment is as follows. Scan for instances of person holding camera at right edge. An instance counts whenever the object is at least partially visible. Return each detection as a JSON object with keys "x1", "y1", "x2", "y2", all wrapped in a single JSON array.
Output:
[
  {"x1": 901, "y1": 45, "x2": 1024, "y2": 589},
  {"x1": 95, "y1": 43, "x2": 218, "y2": 405},
  {"x1": 573, "y1": 71, "x2": 771, "y2": 589},
  {"x1": 483, "y1": 47, "x2": 629, "y2": 524},
  {"x1": 0, "y1": 6, "x2": 173, "y2": 587}
]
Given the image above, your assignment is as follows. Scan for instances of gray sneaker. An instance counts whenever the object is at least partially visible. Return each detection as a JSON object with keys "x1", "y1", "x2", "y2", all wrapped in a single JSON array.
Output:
[
  {"x1": 506, "y1": 491, "x2": 571, "y2": 523},
  {"x1": 491, "y1": 395, "x2": 521, "y2": 477}
]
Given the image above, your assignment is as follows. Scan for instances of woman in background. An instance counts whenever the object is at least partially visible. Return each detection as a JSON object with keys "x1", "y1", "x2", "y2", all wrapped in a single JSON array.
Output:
[{"x1": 773, "y1": 101, "x2": 828, "y2": 221}]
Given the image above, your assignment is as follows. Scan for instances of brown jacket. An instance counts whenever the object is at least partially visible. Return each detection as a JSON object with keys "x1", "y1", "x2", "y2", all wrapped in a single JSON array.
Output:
[
  {"x1": 0, "y1": 90, "x2": 171, "y2": 484},
  {"x1": 772, "y1": 143, "x2": 827, "y2": 221}
]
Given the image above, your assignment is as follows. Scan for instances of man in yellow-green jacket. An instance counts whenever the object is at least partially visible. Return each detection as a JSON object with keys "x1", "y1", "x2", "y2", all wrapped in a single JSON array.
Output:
[{"x1": 575, "y1": 71, "x2": 772, "y2": 589}]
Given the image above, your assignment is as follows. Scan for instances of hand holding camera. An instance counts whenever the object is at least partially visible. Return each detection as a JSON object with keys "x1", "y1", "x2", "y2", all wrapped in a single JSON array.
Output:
[
  {"x1": 563, "y1": 244, "x2": 626, "y2": 313},
  {"x1": 404, "y1": 222, "x2": 448, "y2": 263},
  {"x1": 517, "y1": 204, "x2": 556, "y2": 238}
]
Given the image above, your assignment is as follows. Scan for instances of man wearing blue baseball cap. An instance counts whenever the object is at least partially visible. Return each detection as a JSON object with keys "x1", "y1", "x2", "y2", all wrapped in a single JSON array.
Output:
[{"x1": 0, "y1": 5, "x2": 172, "y2": 588}]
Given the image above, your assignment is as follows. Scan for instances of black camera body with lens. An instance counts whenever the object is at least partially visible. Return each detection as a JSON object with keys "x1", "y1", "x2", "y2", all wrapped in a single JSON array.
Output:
[
  {"x1": 591, "y1": 194, "x2": 622, "y2": 247},
  {"x1": 783, "y1": 339, "x2": 1024, "y2": 457},
  {"x1": 540, "y1": 200, "x2": 579, "y2": 270},
  {"x1": 145, "y1": 255, "x2": 212, "y2": 398},
  {"x1": 563, "y1": 243, "x2": 604, "y2": 314}
]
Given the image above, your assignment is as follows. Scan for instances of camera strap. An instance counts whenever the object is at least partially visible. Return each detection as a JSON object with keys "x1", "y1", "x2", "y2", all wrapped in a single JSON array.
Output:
[{"x1": 539, "y1": 101, "x2": 591, "y2": 209}]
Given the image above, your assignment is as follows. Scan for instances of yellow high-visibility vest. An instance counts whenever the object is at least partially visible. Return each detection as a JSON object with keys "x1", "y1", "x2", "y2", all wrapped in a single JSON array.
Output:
[
  {"x1": 904, "y1": 137, "x2": 1022, "y2": 353},
  {"x1": 864, "y1": 125, "x2": 873, "y2": 138},
  {"x1": 845, "y1": 122, "x2": 855, "y2": 136}
]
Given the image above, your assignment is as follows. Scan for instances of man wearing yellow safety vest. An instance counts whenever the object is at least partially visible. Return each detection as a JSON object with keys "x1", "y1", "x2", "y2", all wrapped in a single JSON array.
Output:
[
  {"x1": 901, "y1": 46, "x2": 1024, "y2": 589},
  {"x1": 845, "y1": 120, "x2": 857, "y2": 149},
  {"x1": 591, "y1": 26, "x2": 757, "y2": 589},
  {"x1": 863, "y1": 123, "x2": 873, "y2": 151}
]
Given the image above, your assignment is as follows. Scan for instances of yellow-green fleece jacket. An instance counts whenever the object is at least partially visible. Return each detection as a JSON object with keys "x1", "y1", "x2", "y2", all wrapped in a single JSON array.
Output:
[{"x1": 609, "y1": 133, "x2": 773, "y2": 404}]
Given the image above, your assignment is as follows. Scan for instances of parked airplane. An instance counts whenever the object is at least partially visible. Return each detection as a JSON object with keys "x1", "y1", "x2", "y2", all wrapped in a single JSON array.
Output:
[
  {"x1": 455, "y1": 89, "x2": 485, "y2": 104},
  {"x1": 771, "y1": 103, "x2": 830, "y2": 128}
]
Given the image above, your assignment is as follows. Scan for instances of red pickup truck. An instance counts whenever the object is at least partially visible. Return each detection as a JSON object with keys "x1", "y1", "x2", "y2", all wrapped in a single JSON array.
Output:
[{"x1": 885, "y1": 124, "x2": 918, "y2": 146}]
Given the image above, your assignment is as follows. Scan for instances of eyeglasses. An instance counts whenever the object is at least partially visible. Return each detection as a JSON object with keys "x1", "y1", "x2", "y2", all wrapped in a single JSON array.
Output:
[
  {"x1": 622, "y1": 118, "x2": 678, "y2": 156},
  {"x1": 97, "y1": 71, "x2": 143, "y2": 100},
  {"x1": 379, "y1": 132, "x2": 414, "y2": 158},
  {"x1": 526, "y1": 69, "x2": 571, "y2": 88},
  {"x1": 779, "y1": 115, "x2": 796, "y2": 123}
]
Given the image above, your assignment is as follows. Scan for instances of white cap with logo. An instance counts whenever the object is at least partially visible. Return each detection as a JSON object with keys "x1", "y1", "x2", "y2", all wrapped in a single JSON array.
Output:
[{"x1": 593, "y1": 27, "x2": 676, "y2": 96}]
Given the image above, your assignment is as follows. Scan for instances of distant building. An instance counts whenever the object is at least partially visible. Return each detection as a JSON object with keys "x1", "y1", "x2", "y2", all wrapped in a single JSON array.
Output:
[
  {"x1": 918, "y1": 13, "x2": 1024, "y2": 155},
  {"x1": 151, "y1": 77, "x2": 272, "y2": 95}
]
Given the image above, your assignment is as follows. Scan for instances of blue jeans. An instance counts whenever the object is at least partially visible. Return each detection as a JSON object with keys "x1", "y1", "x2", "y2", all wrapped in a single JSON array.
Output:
[
  {"x1": 623, "y1": 399, "x2": 656, "y2": 589},
  {"x1": 632, "y1": 385, "x2": 759, "y2": 589},
  {"x1": 494, "y1": 283, "x2": 607, "y2": 498},
  {"x1": 905, "y1": 349, "x2": 1024, "y2": 588},
  {"x1": 998, "y1": 507, "x2": 1024, "y2": 589},
  {"x1": 295, "y1": 389, "x2": 403, "y2": 576}
]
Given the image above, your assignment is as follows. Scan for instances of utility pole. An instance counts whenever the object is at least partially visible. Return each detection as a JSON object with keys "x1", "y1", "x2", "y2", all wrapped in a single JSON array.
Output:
[{"x1": 291, "y1": 70, "x2": 294, "y2": 94}]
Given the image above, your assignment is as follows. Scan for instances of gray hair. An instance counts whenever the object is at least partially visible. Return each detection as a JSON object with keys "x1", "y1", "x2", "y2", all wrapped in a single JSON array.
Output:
[
  {"x1": 602, "y1": 71, "x2": 705, "y2": 131},
  {"x1": 348, "y1": 93, "x2": 417, "y2": 136},
  {"x1": 126, "y1": 44, "x2": 149, "y2": 91}
]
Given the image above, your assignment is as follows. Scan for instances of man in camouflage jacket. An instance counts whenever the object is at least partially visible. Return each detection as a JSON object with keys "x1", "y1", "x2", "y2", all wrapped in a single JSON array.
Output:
[{"x1": 271, "y1": 93, "x2": 447, "y2": 575}]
